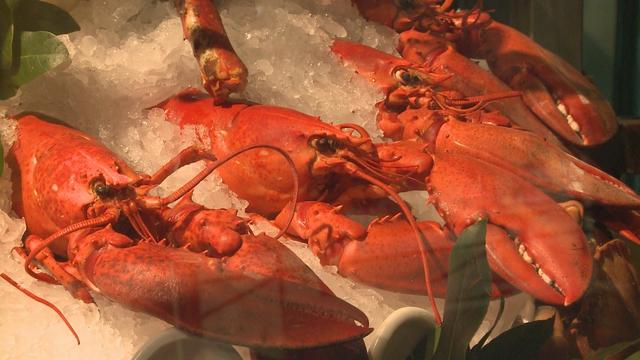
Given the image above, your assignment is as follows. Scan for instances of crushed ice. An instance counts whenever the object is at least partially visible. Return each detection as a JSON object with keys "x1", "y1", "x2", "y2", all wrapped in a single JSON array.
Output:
[{"x1": 0, "y1": 1, "x2": 530, "y2": 358}]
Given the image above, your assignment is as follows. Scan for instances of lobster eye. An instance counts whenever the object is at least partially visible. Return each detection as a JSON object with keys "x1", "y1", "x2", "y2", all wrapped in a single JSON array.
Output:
[
  {"x1": 93, "y1": 181, "x2": 111, "y2": 198},
  {"x1": 312, "y1": 137, "x2": 337, "y2": 155},
  {"x1": 394, "y1": 68, "x2": 421, "y2": 86}
]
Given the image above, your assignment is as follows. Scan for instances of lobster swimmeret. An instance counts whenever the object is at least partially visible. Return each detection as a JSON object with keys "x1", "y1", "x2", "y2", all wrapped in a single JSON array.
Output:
[{"x1": 4, "y1": 113, "x2": 371, "y2": 348}]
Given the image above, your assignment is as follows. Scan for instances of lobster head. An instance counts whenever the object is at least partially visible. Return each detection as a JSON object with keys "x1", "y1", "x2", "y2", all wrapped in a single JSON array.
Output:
[
  {"x1": 332, "y1": 39, "x2": 449, "y2": 95},
  {"x1": 10, "y1": 114, "x2": 143, "y2": 251},
  {"x1": 157, "y1": 89, "x2": 422, "y2": 218}
]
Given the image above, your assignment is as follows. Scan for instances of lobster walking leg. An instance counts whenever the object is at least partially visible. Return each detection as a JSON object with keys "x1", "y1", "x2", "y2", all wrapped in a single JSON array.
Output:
[{"x1": 174, "y1": 0, "x2": 248, "y2": 102}]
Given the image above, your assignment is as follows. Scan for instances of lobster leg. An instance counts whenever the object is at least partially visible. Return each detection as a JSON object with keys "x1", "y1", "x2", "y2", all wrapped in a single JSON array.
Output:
[
  {"x1": 20, "y1": 234, "x2": 98, "y2": 304},
  {"x1": 137, "y1": 146, "x2": 217, "y2": 187},
  {"x1": 174, "y1": 0, "x2": 248, "y2": 102},
  {"x1": 74, "y1": 226, "x2": 371, "y2": 349}
]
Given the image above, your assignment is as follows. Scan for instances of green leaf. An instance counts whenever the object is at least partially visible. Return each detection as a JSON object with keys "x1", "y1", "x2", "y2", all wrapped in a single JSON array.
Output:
[
  {"x1": 585, "y1": 337, "x2": 640, "y2": 360},
  {"x1": 0, "y1": 79, "x2": 18, "y2": 99},
  {"x1": 14, "y1": 0, "x2": 79, "y2": 35},
  {"x1": 10, "y1": 30, "x2": 68, "y2": 86},
  {"x1": 0, "y1": 0, "x2": 15, "y2": 70},
  {"x1": 5, "y1": 0, "x2": 22, "y2": 9},
  {"x1": 475, "y1": 317, "x2": 554, "y2": 360},
  {"x1": 433, "y1": 220, "x2": 492, "y2": 360},
  {"x1": 470, "y1": 297, "x2": 505, "y2": 354}
]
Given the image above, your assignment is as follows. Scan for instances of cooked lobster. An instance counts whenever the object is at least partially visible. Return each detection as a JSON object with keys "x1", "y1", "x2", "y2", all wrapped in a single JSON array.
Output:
[
  {"x1": 350, "y1": 0, "x2": 618, "y2": 147},
  {"x1": 3, "y1": 113, "x2": 371, "y2": 348},
  {"x1": 153, "y1": 87, "x2": 640, "y2": 324}
]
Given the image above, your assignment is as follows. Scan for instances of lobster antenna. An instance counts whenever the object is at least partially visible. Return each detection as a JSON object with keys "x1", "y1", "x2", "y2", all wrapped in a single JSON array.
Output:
[
  {"x1": 155, "y1": 144, "x2": 299, "y2": 240},
  {"x1": 348, "y1": 166, "x2": 442, "y2": 324},
  {"x1": 24, "y1": 210, "x2": 119, "y2": 282},
  {"x1": 1, "y1": 273, "x2": 80, "y2": 345},
  {"x1": 436, "y1": 91, "x2": 521, "y2": 114}
]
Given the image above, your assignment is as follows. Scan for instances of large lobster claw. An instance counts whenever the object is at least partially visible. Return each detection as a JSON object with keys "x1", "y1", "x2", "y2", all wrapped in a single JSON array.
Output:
[
  {"x1": 467, "y1": 20, "x2": 618, "y2": 146},
  {"x1": 436, "y1": 120, "x2": 640, "y2": 208},
  {"x1": 174, "y1": 0, "x2": 248, "y2": 102},
  {"x1": 428, "y1": 153, "x2": 592, "y2": 305},
  {"x1": 78, "y1": 227, "x2": 371, "y2": 349}
]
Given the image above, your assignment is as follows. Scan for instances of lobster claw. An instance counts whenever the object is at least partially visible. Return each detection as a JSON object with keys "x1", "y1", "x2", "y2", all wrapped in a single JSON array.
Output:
[
  {"x1": 428, "y1": 153, "x2": 592, "y2": 305},
  {"x1": 436, "y1": 120, "x2": 640, "y2": 208},
  {"x1": 79, "y1": 228, "x2": 371, "y2": 349},
  {"x1": 471, "y1": 21, "x2": 618, "y2": 146}
]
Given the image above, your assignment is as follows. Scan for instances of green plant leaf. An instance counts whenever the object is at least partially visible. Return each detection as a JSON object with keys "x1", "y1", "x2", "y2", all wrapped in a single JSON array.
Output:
[
  {"x1": 469, "y1": 297, "x2": 505, "y2": 354},
  {"x1": 433, "y1": 220, "x2": 491, "y2": 360},
  {"x1": 14, "y1": 0, "x2": 79, "y2": 35},
  {"x1": 0, "y1": 80, "x2": 18, "y2": 99},
  {"x1": 474, "y1": 317, "x2": 554, "y2": 360},
  {"x1": 0, "y1": 0, "x2": 15, "y2": 70},
  {"x1": 9, "y1": 30, "x2": 68, "y2": 86},
  {"x1": 585, "y1": 337, "x2": 640, "y2": 360}
]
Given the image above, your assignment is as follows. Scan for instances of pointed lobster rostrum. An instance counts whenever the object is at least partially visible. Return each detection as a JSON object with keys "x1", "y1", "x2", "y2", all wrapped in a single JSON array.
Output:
[
  {"x1": 349, "y1": 0, "x2": 618, "y2": 146},
  {"x1": 5, "y1": 113, "x2": 371, "y2": 348}
]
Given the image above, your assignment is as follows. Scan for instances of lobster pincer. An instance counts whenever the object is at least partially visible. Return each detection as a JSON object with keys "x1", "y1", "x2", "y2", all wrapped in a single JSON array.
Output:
[{"x1": 4, "y1": 113, "x2": 371, "y2": 348}]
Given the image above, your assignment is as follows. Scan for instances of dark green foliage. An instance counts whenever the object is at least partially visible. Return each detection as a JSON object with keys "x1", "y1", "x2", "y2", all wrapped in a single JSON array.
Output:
[{"x1": 0, "y1": 0, "x2": 79, "y2": 99}]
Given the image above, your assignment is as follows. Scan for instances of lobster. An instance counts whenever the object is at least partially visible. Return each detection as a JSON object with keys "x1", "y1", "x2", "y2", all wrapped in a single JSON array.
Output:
[
  {"x1": 330, "y1": 36, "x2": 640, "y2": 231},
  {"x1": 152, "y1": 86, "x2": 640, "y2": 324},
  {"x1": 350, "y1": 0, "x2": 618, "y2": 147},
  {"x1": 2, "y1": 113, "x2": 371, "y2": 349},
  {"x1": 172, "y1": 0, "x2": 617, "y2": 146}
]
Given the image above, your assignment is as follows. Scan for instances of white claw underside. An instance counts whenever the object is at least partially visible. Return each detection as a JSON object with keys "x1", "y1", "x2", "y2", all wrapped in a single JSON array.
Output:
[
  {"x1": 514, "y1": 238, "x2": 564, "y2": 295},
  {"x1": 557, "y1": 101, "x2": 582, "y2": 134}
]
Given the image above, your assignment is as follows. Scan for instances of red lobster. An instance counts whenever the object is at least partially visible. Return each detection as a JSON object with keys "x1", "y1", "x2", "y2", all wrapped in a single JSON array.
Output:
[
  {"x1": 152, "y1": 87, "x2": 639, "y2": 324},
  {"x1": 3, "y1": 113, "x2": 371, "y2": 348},
  {"x1": 350, "y1": 0, "x2": 618, "y2": 147}
]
